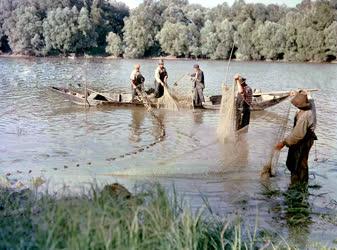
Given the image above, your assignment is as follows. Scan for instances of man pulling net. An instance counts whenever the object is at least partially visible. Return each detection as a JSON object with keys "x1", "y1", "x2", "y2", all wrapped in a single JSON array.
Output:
[
  {"x1": 130, "y1": 64, "x2": 145, "y2": 102},
  {"x1": 234, "y1": 74, "x2": 253, "y2": 131}
]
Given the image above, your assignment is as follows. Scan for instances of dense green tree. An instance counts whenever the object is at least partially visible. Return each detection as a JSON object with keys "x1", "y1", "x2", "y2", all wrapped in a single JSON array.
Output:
[
  {"x1": 187, "y1": 23, "x2": 202, "y2": 58},
  {"x1": 156, "y1": 21, "x2": 189, "y2": 57},
  {"x1": 252, "y1": 21, "x2": 286, "y2": 60},
  {"x1": 123, "y1": 0, "x2": 164, "y2": 58},
  {"x1": 324, "y1": 21, "x2": 337, "y2": 60},
  {"x1": 0, "y1": 0, "x2": 337, "y2": 62},
  {"x1": 43, "y1": 6, "x2": 80, "y2": 54},
  {"x1": 105, "y1": 32, "x2": 123, "y2": 56},
  {"x1": 77, "y1": 7, "x2": 98, "y2": 51},
  {"x1": 234, "y1": 18, "x2": 260, "y2": 60},
  {"x1": 200, "y1": 20, "x2": 218, "y2": 58},
  {"x1": 3, "y1": 6, "x2": 44, "y2": 55}
]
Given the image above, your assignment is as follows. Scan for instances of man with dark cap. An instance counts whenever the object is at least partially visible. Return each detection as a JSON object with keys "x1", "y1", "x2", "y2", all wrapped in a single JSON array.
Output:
[
  {"x1": 190, "y1": 64, "x2": 205, "y2": 107},
  {"x1": 234, "y1": 73, "x2": 252, "y2": 130},
  {"x1": 276, "y1": 90, "x2": 317, "y2": 184},
  {"x1": 154, "y1": 59, "x2": 168, "y2": 98},
  {"x1": 130, "y1": 64, "x2": 145, "y2": 102}
]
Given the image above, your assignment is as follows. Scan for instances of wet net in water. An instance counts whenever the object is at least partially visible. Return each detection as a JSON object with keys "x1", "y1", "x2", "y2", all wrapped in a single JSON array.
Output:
[
  {"x1": 217, "y1": 83, "x2": 237, "y2": 143},
  {"x1": 157, "y1": 84, "x2": 179, "y2": 111}
]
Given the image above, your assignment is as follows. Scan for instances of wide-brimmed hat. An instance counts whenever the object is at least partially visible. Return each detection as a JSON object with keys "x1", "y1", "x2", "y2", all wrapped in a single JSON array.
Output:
[{"x1": 291, "y1": 91, "x2": 311, "y2": 109}]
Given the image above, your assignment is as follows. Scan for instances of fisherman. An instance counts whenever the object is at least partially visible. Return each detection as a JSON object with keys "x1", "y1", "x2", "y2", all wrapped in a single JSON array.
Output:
[
  {"x1": 234, "y1": 74, "x2": 252, "y2": 130},
  {"x1": 130, "y1": 64, "x2": 145, "y2": 102},
  {"x1": 190, "y1": 64, "x2": 205, "y2": 107},
  {"x1": 154, "y1": 59, "x2": 168, "y2": 98},
  {"x1": 275, "y1": 90, "x2": 317, "y2": 184}
]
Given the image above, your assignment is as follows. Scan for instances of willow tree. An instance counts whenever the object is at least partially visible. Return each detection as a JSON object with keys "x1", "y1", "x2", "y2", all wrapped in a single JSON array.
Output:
[
  {"x1": 324, "y1": 21, "x2": 337, "y2": 60},
  {"x1": 156, "y1": 21, "x2": 189, "y2": 57},
  {"x1": 252, "y1": 21, "x2": 286, "y2": 60},
  {"x1": 105, "y1": 32, "x2": 123, "y2": 56},
  {"x1": 3, "y1": 6, "x2": 44, "y2": 55},
  {"x1": 43, "y1": 6, "x2": 80, "y2": 54},
  {"x1": 123, "y1": 0, "x2": 164, "y2": 58},
  {"x1": 234, "y1": 18, "x2": 260, "y2": 60}
]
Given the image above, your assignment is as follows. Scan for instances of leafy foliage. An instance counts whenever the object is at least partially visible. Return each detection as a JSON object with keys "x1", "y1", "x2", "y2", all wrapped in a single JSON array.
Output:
[{"x1": 0, "y1": 0, "x2": 336, "y2": 62}]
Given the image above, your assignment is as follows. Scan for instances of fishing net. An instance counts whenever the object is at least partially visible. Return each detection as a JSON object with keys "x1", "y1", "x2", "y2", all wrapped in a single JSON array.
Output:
[
  {"x1": 157, "y1": 84, "x2": 179, "y2": 111},
  {"x1": 261, "y1": 102, "x2": 291, "y2": 178},
  {"x1": 170, "y1": 75, "x2": 194, "y2": 109},
  {"x1": 217, "y1": 83, "x2": 237, "y2": 143}
]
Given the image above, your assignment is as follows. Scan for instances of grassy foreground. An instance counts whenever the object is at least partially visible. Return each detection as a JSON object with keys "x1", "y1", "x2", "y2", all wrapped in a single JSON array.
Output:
[{"x1": 0, "y1": 183, "x2": 318, "y2": 249}]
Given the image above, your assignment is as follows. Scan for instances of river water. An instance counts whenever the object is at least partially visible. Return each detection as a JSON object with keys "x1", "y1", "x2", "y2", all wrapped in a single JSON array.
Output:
[{"x1": 0, "y1": 57, "x2": 337, "y2": 246}]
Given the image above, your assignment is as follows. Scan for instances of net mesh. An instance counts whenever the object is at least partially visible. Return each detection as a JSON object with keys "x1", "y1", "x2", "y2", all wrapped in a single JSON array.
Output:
[{"x1": 217, "y1": 83, "x2": 237, "y2": 143}]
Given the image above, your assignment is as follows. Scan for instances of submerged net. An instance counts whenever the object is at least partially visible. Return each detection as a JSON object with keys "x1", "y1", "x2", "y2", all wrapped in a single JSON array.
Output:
[{"x1": 217, "y1": 83, "x2": 237, "y2": 143}]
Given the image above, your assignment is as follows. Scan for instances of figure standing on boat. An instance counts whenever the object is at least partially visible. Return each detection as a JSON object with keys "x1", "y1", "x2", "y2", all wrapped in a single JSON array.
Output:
[
  {"x1": 234, "y1": 74, "x2": 252, "y2": 130},
  {"x1": 130, "y1": 64, "x2": 145, "y2": 102},
  {"x1": 154, "y1": 59, "x2": 168, "y2": 98},
  {"x1": 190, "y1": 64, "x2": 205, "y2": 107},
  {"x1": 276, "y1": 90, "x2": 317, "y2": 185}
]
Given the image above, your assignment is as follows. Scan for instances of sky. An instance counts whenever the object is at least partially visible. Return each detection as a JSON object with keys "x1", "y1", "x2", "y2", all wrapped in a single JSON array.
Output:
[{"x1": 120, "y1": 0, "x2": 302, "y2": 8}]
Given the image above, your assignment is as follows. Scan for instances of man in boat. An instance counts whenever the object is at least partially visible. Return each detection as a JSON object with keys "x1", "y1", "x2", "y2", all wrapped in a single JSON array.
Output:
[
  {"x1": 234, "y1": 74, "x2": 252, "y2": 130},
  {"x1": 130, "y1": 64, "x2": 145, "y2": 102},
  {"x1": 190, "y1": 64, "x2": 205, "y2": 107},
  {"x1": 154, "y1": 59, "x2": 168, "y2": 98},
  {"x1": 275, "y1": 90, "x2": 317, "y2": 184}
]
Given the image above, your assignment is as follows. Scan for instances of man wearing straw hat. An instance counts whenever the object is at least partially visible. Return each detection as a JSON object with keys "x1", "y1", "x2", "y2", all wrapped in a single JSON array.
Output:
[
  {"x1": 154, "y1": 59, "x2": 168, "y2": 98},
  {"x1": 234, "y1": 73, "x2": 252, "y2": 130},
  {"x1": 130, "y1": 64, "x2": 145, "y2": 102},
  {"x1": 276, "y1": 90, "x2": 317, "y2": 184}
]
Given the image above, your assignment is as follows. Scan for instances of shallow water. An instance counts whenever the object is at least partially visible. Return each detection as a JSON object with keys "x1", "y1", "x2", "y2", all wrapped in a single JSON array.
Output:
[{"x1": 1, "y1": 58, "x2": 337, "y2": 246}]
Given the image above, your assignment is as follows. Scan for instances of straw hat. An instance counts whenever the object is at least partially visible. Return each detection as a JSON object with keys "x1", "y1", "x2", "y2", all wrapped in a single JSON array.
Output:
[{"x1": 291, "y1": 91, "x2": 311, "y2": 109}]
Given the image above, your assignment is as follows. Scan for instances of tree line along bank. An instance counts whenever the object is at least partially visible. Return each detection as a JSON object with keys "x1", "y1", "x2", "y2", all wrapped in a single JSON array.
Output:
[{"x1": 0, "y1": 0, "x2": 337, "y2": 62}]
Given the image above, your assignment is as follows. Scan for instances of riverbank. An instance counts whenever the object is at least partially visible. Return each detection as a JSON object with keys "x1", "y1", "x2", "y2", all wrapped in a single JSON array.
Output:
[
  {"x1": 0, "y1": 181, "x2": 335, "y2": 249},
  {"x1": 1, "y1": 53, "x2": 337, "y2": 64}
]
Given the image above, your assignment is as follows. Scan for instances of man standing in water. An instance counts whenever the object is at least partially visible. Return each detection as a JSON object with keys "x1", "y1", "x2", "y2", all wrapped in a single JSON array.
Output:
[
  {"x1": 154, "y1": 59, "x2": 168, "y2": 98},
  {"x1": 276, "y1": 90, "x2": 317, "y2": 184},
  {"x1": 130, "y1": 64, "x2": 145, "y2": 102},
  {"x1": 234, "y1": 74, "x2": 252, "y2": 130},
  {"x1": 191, "y1": 64, "x2": 205, "y2": 107}
]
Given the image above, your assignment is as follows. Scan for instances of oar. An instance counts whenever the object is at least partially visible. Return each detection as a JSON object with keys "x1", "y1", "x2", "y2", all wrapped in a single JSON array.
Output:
[{"x1": 253, "y1": 88, "x2": 319, "y2": 97}]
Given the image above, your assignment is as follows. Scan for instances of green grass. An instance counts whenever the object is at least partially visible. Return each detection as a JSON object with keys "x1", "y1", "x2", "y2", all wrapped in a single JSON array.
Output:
[{"x1": 0, "y1": 183, "x2": 317, "y2": 250}]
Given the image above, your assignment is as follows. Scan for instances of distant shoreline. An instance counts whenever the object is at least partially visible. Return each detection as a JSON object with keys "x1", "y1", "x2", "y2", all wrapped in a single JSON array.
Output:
[{"x1": 1, "y1": 53, "x2": 336, "y2": 64}]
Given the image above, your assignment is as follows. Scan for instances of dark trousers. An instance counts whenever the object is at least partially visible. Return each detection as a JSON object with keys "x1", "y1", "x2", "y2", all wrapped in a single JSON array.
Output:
[
  {"x1": 154, "y1": 81, "x2": 164, "y2": 98},
  {"x1": 286, "y1": 134, "x2": 315, "y2": 184},
  {"x1": 237, "y1": 102, "x2": 251, "y2": 130},
  {"x1": 193, "y1": 86, "x2": 205, "y2": 107},
  {"x1": 131, "y1": 84, "x2": 143, "y2": 101}
]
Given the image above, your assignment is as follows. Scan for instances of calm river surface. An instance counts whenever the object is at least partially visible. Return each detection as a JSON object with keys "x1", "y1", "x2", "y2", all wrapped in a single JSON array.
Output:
[{"x1": 1, "y1": 57, "x2": 337, "y2": 246}]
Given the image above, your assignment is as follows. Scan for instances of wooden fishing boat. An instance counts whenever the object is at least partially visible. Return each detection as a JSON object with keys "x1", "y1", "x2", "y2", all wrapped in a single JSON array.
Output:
[
  {"x1": 203, "y1": 92, "x2": 290, "y2": 111},
  {"x1": 50, "y1": 86, "x2": 143, "y2": 107},
  {"x1": 51, "y1": 86, "x2": 318, "y2": 111}
]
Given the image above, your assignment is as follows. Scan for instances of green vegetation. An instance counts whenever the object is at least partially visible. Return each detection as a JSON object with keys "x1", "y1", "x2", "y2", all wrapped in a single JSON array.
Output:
[
  {"x1": 0, "y1": 0, "x2": 337, "y2": 62},
  {"x1": 0, "y1": 183, "x2": 290, "y2": 249}
]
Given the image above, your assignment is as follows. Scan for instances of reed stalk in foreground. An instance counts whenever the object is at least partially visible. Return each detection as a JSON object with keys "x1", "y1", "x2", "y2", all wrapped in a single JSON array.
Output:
[{"x1": 0, "y1": 184, "x2": 329, "y2": 250}]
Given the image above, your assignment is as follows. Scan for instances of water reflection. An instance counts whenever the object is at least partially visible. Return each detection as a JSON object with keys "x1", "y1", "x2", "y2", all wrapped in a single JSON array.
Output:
[
  {"x1": 129, "y1": 108, "x2": 145, "y2": 143},
  {"x1": 192, "y1": 110, "x2": 204, "y2": 124}
]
